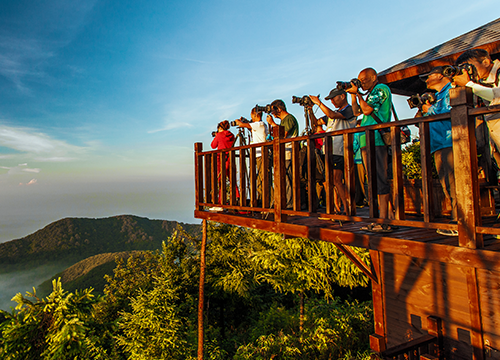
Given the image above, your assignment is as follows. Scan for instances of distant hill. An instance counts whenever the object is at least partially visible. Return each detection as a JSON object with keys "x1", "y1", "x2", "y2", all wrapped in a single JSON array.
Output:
[
  {"x1": 0, "y1": 215, "x2": 201, "y2": 274},
  {"x1": 37, "y1": 251, "x2": 141, "y2": 297}
]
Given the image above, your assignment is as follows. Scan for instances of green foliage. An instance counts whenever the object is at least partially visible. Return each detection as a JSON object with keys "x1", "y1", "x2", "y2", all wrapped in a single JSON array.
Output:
[
  {"x1": 0, "y1": 279, "x2": 109, "y2": 359},
  {"x1": 402, "y1": 140, "x2": 438, "y2": 180},
  {"x1": 234, "y1": 298, "x2": 373, "y2": 360}
]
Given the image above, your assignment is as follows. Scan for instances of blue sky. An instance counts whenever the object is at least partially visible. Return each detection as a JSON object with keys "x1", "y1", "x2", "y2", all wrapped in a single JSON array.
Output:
[{"x1": 0, "y1": 0, "x2": 498, "y2": 241}]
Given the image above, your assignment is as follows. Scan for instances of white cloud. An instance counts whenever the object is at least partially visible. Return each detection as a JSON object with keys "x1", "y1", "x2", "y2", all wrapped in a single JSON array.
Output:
[{"x1": 0, "y1": 125, "x2": 85, "y2": 157}]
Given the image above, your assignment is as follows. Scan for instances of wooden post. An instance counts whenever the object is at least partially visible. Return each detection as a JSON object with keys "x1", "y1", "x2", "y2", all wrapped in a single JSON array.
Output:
[
  {"x1": 211, "y1": 154, "x2": 218, "y2": 205},
  {"x1": 262, "y1": 145, "x2": 270, "y2": 209},
  {"x1": 239, "y1": 148, "x2": 247, "y2": 207},
  {"x1": 450, "y1": 87, "x2": 483, "y2": 248},
  {"x1": 292, "y1": 140, "x2": 301, "y2": 211},
  {"x1": 365, "y1": 129, "x2": 379, "y2": 218},
  {"x1": 273, "y1": 126, "x2": 286, "y2": 222},
  {"x1": 465, "y1": 267, "x2": 484, "y2": 360},
  {"x1": 229, "y1": 150, "x2": 237, "y2": 206},
  {"x1": 195, "y1": 143, "x2": 204, "y2": 210},
  {"x1": 370, "y1": 249, "x2": 386, "y2": 349},
  {"x1": 419, "y1": 121, "x2": 434, "y2": 223},
  {"x1": 198, "y1": 219, "x2": 207, "y2": 360},
  {"x1": 391, "y1": 127, "x2": 405, "y2": 220},
  {"x1": 344, "y1": 132, "x2": 356, "y2": 216},
  {"x1": 204, "y1": 154, "x2": 212, "y2": 204}
]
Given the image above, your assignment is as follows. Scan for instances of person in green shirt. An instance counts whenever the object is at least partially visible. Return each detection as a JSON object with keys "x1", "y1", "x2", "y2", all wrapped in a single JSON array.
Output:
[
  {"x1": 267, "y1": 99, "x2": 299, "y2": 209},
  {"x1": 347, "y1": 68, "x2": 393, "y2": 232}
]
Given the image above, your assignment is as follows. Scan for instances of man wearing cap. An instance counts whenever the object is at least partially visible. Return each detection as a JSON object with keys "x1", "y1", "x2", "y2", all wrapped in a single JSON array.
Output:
[
  {"x1": 417, "y1": 66, "x2": 457, "y2": 236},
  {"x1": 346, "y1": 67, "x2": 393, "y2": 232},
  {"x1": 310, "y1": 89, "x2": 357, "y2": 213}
]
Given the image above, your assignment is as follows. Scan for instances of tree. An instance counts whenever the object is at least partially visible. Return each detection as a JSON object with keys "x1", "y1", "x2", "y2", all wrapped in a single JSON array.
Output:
[{"x1": 0, "y1": 279, "x2": 109, "y2": 359}]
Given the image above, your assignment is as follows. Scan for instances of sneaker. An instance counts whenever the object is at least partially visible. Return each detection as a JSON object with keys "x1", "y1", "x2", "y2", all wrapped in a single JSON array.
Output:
[
  {"x1": 436, "y1": 229, "x2": 458, "y2": 237},
  {"x1": 208, "y1": 206, "x2": 224, "y2": 212}
]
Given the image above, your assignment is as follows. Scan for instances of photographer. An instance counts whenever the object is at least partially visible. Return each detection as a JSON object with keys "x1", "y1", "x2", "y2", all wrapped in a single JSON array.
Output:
[
  {"x1": 346, "y1": 68, "x2": 393, "y2": 232},
  {"x1": 416, "y1": 66, "x2": 457, "y2": 236},
  {"x1": 266, "y1": 99, "x2": 299, "y2": 209},
  {"x1": 453, "y1": 49, "x2": 500, "y2": 151},
  {"x1": 234, "y1": 107, "x2": 271, "y2": 204},
  {"x1": 211, "y1": 120, "x2": 239, "y2": 205},
  {"x1": 309, "y1": 89, "x2": 357, "y2": 214}
]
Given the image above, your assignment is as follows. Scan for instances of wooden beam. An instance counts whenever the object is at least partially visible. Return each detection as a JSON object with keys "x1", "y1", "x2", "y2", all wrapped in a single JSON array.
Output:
[
  {"x1": 465, "y1": 267, "x2": 484, "y2": 360},
  {"x1": 370, "y1": 250, "x2": 386, "y2": 345},
  {"x1": 335, "y1": 243, "x2": 377, "y2": 283},
  {"x1": 195, "y1": 143, "x2": 204, "y2": 211},
  {"x1": 391, "y1": 126, "x2": 405, "y2": 220},
  {"x1": 344, "y1": 132, "x2": 356, "y2": 216},
  {"x1": 365, "y1": 129, "x2": 378, "y2": 218},
  {"x1": 419, "y1": 122, "x2": 434, "y2": 223},
  {"x1": 273, "y1": 126, "x2": 286, "y2": 222},
  {"x1": 194, "y1": 210, "x2": 500, "y2": 271},
  {"x1": 450, "y1": 87, "x2": 483, "y2": 248}
]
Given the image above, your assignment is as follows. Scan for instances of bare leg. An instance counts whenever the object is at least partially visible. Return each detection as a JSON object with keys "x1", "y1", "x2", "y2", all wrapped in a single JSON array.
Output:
[{"x1": 333, "y1": 169, "x2": 347, "y2": 213}]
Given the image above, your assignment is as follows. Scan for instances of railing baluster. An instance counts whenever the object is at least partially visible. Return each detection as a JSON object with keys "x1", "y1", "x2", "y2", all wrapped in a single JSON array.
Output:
[
  {"x1": 262, "y1": 145, "x2": 270, "y2": 209},
  {"x1": 365, "y1": 129, "x2": 378, "y2": 218},
  {"x1": 324, "y1": 135, "x2": 334, "y2": 214},
  {"x1": 249, "y1": 147, "x2": 257, "y2": 208},
  {"x1": 239, "y1": 148, "x2": 246, "y2": 207},
  {"x1": 344, "y1": 132, "x2": 355, "y2": 216},
  {"x1": 273, "y1": 126, "x2": 286, "y2": 222},
  {"x1": 292, "y1": 140, "x2": 301, "y2": 211},
  {"x1": 419, "y1": 121, "x2": 434, "y2": 222},
  {"x1": 391, "y1": 126, "x2": 405, "y2": 220},
  {"x1": 204, "y1": 153, "x2": 212, "y2": 204},
  {"x1": 195, "y1": 143, "x2": 203, "y2": 211},
  {"x1": 307, "y1": 138, "x2": 316, "y2": 213}
]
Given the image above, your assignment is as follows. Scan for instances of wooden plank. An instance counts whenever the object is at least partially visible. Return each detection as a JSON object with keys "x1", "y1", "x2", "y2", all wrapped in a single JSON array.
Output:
[
  {"x1": 365, "y1": 129, "x2": 378, "y2": 218},
  {"x1": 419, "y1": 122, "x2": 434, "y2": 222},
  {"x1": 465, "y1": 267, "x2": 484, "y2": 360},
  {"x1": 370, "y1": 250, "x2": 386, "y2": 339},
  {"x1": 391, "y1": 126, "x2": 405, "y2": 220},
  {"x1": 370, "y1": 334, "x2": 386, "y2": 353},
  {"x1": 450, "y1": 87, "x2": 483, "y2": 249}
]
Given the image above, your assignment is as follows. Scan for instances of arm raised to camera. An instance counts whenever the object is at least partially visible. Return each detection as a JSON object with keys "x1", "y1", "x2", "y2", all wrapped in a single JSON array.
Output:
[
  {"x1": 266, "y1": 114, "x2": 279, "y2": 128},
  {"x1": 235, "y1": 119, "x2": 252, "y2": 129},
  {"x1": 310, "y1": 95, "x2": 347, "y2": 120}
]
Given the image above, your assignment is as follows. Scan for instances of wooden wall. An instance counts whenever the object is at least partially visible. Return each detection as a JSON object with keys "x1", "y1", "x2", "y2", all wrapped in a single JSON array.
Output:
[{"x1": 377, "y1": 252, "x2": 500, "y2": 359}]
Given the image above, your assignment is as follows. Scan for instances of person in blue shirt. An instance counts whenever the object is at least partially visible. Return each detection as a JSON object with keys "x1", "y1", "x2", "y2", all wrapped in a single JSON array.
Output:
[{"x1": 416, "y1": 66, "x2": 457, "y2": 236}]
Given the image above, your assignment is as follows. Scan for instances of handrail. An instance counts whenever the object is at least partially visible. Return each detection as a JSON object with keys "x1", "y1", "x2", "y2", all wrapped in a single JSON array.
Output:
[{"x1": 194, "y1": 87, "x2": 500, "y2": 246}]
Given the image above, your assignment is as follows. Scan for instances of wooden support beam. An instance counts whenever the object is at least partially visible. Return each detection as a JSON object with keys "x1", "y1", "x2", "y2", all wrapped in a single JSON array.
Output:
[
  {"x1": 211, "y1": 154, "x2": 218, "y2": 205},
  {"x1": 335, "y1": 243, "x2": 377, "y2": 283},
  {"x1": 370, "y1": 333, "x2": 386, "y2": 353},
  {"x1": 450, "y1": 87, "x2": 483, "y2": 248},
  {"x1": 370, "y1": 250, "x2": 386, "y2": 341},
  {"x1": 197, "y1": 219, "x2": 207, "y2": 360},
  {"x1": 204, "y1": 154, "x2": 211, "y2": 204},
  {"x1": 229, "y1": 150, "x2": 236, "y2": 206}
]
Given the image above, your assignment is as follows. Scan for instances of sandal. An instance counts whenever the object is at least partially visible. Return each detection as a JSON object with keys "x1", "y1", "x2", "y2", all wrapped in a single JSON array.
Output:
[{"x1": 360, "y1": 223, "x2": 393, "y2": 233}]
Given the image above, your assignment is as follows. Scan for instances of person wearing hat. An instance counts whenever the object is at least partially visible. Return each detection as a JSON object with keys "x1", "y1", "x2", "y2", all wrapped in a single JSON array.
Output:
[
  {"x1": 309, "y1": 89, "x2": 357, "y2": 214},
  {"x1": 416, "y1": 66, "x2": 457, "y2": 236},
  {"x1": 346, "y1": 67, "x2": 393, "y2": 232}
]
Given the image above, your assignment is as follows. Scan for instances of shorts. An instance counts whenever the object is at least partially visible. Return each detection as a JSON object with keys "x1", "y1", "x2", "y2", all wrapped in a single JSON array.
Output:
[{"x1": 329, "y1": 155, "x2": 344, "y2": 170}]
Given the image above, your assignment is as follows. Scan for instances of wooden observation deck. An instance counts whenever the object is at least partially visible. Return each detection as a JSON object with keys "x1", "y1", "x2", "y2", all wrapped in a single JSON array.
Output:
[{"x1": 194, "y1": 18, "x2": 500, "y2": 360}]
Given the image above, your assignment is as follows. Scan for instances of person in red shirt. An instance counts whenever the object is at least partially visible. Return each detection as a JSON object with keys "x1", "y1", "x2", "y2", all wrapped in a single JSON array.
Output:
[{"x1": 211, "y1": 120, "x2": 239, "y2": 205}]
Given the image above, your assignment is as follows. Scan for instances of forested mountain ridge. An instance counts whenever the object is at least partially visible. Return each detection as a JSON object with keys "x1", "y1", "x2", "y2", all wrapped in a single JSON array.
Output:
[{"x1": 0, "y1": 215, "x2": 201, "y2": 273}]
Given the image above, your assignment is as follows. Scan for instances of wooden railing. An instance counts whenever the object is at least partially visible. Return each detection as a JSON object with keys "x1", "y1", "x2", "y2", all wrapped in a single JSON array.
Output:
[{"x1": 194, "y1": 87, "x2": 500, "y2": 247}]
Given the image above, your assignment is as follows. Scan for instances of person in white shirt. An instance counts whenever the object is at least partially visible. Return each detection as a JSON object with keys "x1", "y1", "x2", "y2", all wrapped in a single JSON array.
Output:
[{"x1": 235, "y1": 107, "x2": 270, "y2": 205}]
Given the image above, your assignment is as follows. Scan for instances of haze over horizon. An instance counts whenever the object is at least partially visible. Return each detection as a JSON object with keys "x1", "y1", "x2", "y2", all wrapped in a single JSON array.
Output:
[{"x1": 0, "y1": 0, "x2": 497, "y2": 243}]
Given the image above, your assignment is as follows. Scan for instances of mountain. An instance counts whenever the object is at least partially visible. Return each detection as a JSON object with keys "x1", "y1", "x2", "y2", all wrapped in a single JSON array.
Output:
[
  {"x1": 0, "y1": 215, "x2": 201, "y2": 274},
  {"x1": 37, "y1": 251, "x2": 140, "y2": 297}
]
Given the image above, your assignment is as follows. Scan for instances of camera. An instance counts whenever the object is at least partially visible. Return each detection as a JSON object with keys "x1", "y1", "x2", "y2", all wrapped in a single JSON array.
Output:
[
  {"x1": 211, "y1": 131, "x2": 217, "y2": 137},
  {"x1": 407, "y1": 92, "x2": 437, "y2": 109},
  {"x1": 291, "y1": 95, "x2": 314, "y2": 107},
  {"x1": 442, "y1": 63, "x2": 478, "y2": 81},
  {"x1": 255, "y1": 104, "x2": 275, "y2": 114},
  {"x1": 336, "y1": 78, "x2": 362, "y2": 91},
  {"x1": 230, "y1": 117, "x2": 251, "y2": 127}
]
